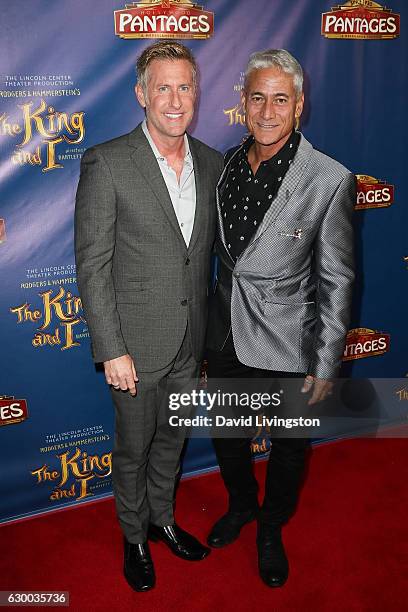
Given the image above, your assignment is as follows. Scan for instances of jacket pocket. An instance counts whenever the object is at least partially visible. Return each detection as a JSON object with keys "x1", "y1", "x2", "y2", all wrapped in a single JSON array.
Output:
[
  {"x1": 115, "y1": 287, "x2": 150, "y2": 304},
  {"x1": 264, "y1": 294, "x2": 315, "y2": 307}
]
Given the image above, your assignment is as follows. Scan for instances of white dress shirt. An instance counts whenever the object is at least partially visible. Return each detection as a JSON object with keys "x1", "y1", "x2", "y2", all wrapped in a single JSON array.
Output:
[{"x1": 142, "y1": 120, "x2": 196, "y2": 246}]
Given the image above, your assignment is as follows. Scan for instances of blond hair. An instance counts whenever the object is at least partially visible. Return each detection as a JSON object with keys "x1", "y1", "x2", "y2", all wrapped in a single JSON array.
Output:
[{"x1": 136, "y1": 40, "x2": 197, "y2": 93}]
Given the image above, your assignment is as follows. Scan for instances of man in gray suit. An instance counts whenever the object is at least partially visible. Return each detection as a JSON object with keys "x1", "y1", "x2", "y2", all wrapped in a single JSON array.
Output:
[
  {"x1": 75, "y1": 41, "x2": 223, "y2": 592},
  {"x1": 206, "y1": 49, "x2": 355, "y2": 587}
]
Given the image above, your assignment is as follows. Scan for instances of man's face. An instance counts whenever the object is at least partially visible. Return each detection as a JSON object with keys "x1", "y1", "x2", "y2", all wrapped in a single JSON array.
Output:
[
  {"x1": 136, "y1": 58, "x2": 195, "y2": 143},
  {"x1": 242, "y1": 66, "x2": 304, "y2": 156}
]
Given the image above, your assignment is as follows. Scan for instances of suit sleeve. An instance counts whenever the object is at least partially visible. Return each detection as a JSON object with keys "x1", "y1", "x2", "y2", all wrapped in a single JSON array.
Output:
[
  {"x1": 309, "y1": 172, "x2": 356, "y2": 378},
  {"x1": 74, "y1": 147, "x2": 127, "y2": 363}
]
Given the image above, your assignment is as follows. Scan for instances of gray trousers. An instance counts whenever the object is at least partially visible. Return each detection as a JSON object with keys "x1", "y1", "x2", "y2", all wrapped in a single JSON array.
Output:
[{"x1": 111, "y1": 326, "x2": 199, "y2": 543}]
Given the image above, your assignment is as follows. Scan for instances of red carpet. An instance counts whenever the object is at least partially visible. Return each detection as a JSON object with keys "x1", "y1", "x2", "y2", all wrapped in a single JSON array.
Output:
[{"x1": 1, "y1": 438, "x2": 407, "y2": 611}]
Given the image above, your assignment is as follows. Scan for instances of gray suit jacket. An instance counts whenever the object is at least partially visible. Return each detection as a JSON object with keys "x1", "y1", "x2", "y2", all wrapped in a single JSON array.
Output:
[
  {"x1": 206, "y1": 134, "x2": 356, "y2": 378},
  {"x1": 75, "y1": 123, "x2": 223, "y2": 371}
]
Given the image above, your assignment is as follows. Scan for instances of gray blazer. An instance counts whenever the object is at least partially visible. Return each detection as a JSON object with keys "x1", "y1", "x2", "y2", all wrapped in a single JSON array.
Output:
[
  {"x1": 206, "y1": 134, "x2": 356, "y2": 378},
  {"x1": 75, "y1": 123, "x2": 223, "y2": 371}
]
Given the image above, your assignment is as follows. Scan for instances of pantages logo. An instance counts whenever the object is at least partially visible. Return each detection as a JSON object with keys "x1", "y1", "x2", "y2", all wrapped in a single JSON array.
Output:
[
  {"x1": 114, "y1": 0, "x2": 214, "y2": 39},
  {"x1": 0, "y1": 396, "x2": 28, "y2": 427},
  {"x1": 355, "y1": 174, "x2": 394, "y2": 210},
  {"x1": 10, "y1": 287, "x2": 84, "y2": 351},
  {"x1": 0, "y1": 99, "x2": 85, "y2": 172},
  {"x1": 321, "y1": 0, "x2": 400, "y2": 39},
  {"x1": 343, "y1": 328, "x2": 390, "y2": 361}
]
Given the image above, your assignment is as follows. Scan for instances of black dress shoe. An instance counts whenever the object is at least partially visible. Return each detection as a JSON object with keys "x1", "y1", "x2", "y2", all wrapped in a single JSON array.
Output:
[
  {"x1": 207, "y1": 508, "x2": 258, "y2": 548},
  {"x1": 148, "y1": 524, "x2": 210, "y2": 561},
  {"x1": 123, "y1": 539, "x2": 155, "y2": 592},
  {"x1": 257, "y1": 526, "x2": 289, "y2": 588}
]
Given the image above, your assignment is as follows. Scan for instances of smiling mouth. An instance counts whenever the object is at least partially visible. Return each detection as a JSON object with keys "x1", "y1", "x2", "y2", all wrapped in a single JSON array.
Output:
[
  {"x1": 257, "y1": 122, "x2": 279, "y2": 129},
  {"x1": 164, "y1": 113, "x2": 183, "y2": 119}
]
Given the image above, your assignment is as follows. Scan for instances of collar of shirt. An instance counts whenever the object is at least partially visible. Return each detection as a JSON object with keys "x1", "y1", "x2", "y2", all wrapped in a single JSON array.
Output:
[
  {"x1": 142, "y1": 119, "x2": 193, "y2": 168},
  {"x1": 239, "y1": 129, "x2": 300, "y2": 171}
]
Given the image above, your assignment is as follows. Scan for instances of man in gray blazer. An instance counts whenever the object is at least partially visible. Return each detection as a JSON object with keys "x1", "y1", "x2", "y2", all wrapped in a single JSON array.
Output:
[
  {"x1": 206, "y1": 49, "x2": 355, "y2": 587},
  {"x1": 75, "y1": 41, "x2": 223, "y2": 592}
]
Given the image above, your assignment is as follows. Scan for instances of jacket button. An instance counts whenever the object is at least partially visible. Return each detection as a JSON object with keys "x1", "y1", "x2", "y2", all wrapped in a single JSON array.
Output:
[
  {"x1": 185, "y1": 258, "x2": 190, "y2": 265},
  {"x1": 233, "y1": 272, "x2": 240, "y2": 278},
  {"x1": 181, "y1": 299, "x2": 188, "y2": 306}
]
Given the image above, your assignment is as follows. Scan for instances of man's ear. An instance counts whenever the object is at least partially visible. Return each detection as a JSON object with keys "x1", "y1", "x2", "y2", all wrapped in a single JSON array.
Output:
[
  {"x1": 135, "y1": 84, "x2": 146, "y2": 108},
  {"x1": 296, "y1": 92, "x2": 304, "y2": 118}
]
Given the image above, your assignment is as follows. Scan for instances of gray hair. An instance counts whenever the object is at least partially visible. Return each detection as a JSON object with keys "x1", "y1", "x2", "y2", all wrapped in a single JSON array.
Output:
[{"x1": 244, "y1": 49, "x2": 303, "y2": 99}]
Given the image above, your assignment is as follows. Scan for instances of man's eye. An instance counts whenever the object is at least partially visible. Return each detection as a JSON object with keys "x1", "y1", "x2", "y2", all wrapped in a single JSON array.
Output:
[
  {"x1": 275, "y1": 98, "x2": 287, "y2": 105},
  {"x1": 180, "y1": 85, "x2": 190, "y2": 92},
  {"x1": 158, "y1": 86, "x2": 168, "y2": 92},
  {"x1": 251, "y1": 96, "x2": 263, "y2": 103}
]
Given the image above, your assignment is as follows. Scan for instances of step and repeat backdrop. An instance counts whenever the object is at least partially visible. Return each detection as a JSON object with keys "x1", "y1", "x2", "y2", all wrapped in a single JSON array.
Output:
[{"x1": 0, "y1": 0, "x2": 406, "y2": 524}]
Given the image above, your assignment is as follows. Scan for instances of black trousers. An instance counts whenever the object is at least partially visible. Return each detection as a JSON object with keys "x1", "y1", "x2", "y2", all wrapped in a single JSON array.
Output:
[{"x1": 207, "y1": 332, "x2": 310, "y2": 528}]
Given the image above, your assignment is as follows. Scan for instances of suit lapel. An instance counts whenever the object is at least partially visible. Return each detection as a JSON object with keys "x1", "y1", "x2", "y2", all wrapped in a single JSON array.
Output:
[
  {"x1": 216, "y1": 147, "x2": 241, "y2": 265},
  {"x1": 187, "y1": 135, "x2": 205, "y2": 255},
  {"x1": 127, "y1": 125, "x2": 186, "y2": 249}
]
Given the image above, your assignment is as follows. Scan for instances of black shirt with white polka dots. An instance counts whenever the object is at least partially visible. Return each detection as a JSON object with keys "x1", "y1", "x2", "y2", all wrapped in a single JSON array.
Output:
[{"x1": 221, "y1": 130, "x2": 300, "y2": 261}]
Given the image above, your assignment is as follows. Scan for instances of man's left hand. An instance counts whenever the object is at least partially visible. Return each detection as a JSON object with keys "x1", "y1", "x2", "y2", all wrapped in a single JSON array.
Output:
[{"x1": 301, "y1": 375, "x2": 333, "y2": 405}]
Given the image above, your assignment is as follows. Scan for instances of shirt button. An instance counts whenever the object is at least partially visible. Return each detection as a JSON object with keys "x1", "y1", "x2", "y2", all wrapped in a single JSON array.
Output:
[
  {"x1": 181, "y1": 223, "x2": 184, "y2": 227},
  {"x1": 181, "y1": 299, "x2": 188, "y2": 306},
  {"x1": 185, "y1": 258, "x2": 190, "y2": 265}
]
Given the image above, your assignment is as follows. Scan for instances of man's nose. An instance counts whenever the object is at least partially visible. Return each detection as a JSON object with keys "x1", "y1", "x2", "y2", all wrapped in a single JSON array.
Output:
[
  {"x1": 169, "y1": 89, "x2": 182, "y2": 109},
  {"x1": 261, "y1": 98, "x2": 276, "y2": 120}
]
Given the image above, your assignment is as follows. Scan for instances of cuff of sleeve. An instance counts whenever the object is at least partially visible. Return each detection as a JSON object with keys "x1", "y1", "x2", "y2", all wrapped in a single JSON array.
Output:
[
  {"x1": 91, "y1": 341, "x2": 128, "y2": 364},
  {"x1": 309, "y1": 359, "x2": 341, "y2": 379}
]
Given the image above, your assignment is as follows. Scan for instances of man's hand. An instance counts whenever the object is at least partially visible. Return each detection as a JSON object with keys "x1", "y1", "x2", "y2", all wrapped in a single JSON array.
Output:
[
  {"x1": 301, "y1": 375, "x2": 333, "y2": 405},
  {"x1": 104, "y1": 355, "x2": 138, "y2": 396}
]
